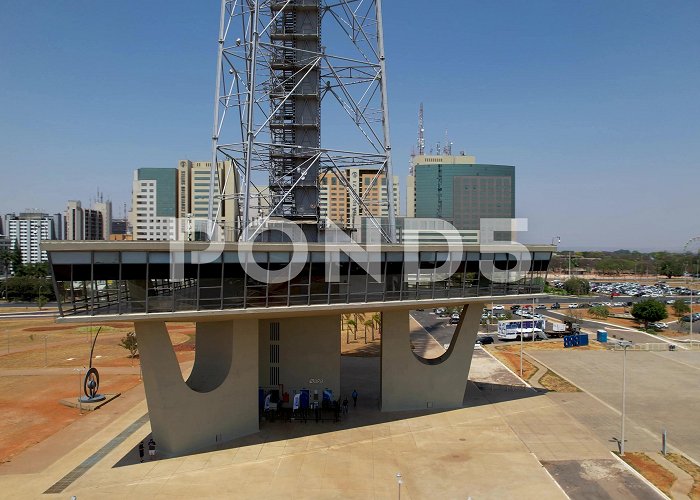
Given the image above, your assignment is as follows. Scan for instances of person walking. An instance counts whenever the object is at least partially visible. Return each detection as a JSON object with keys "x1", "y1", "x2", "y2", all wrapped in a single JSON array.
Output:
[
  {"x1": 148, "y1": 438, "x2": 157, "y2": 460},
  {"x1": 138, "y1": 441, "x2": 145, "y2": 463},
  {"x1": 351, "y1": 389, "x2": 358, "y2": 408}
]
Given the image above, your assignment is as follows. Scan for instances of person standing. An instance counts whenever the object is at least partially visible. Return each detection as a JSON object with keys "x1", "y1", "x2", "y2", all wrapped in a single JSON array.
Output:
[
  {"x1": 351, "y1": 389, "x2": 358, "y2": 408},
  {"x1": 342, "y1": 397, "x2": 349, "y2": 415},
  {"x1": 138, "y1": 441, "x2": 145, "y2": 463},
  {"x1": 148, "y1": 438, "x2": 157, "y2": 460}
]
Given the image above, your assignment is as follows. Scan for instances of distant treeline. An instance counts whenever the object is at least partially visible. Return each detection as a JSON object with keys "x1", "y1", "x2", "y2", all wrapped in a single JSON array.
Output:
[{"x1": 550, "y1": 250, "x2": 700, "y2": 278}]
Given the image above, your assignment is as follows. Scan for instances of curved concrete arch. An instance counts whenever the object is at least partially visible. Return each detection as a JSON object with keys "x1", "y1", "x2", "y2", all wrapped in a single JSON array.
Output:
[
  {"x1": 186, "y1": 322, "x2": 233, "y2": 392},
  {"x1": 134, "y1": 319, "x2": 259, "y2": 456},
  {"x1": 381, "y1": 303, "x2": 483, "y2": 411},
  {"x1": 411, "y1": 305, "x2": 470, "y2": 366}
]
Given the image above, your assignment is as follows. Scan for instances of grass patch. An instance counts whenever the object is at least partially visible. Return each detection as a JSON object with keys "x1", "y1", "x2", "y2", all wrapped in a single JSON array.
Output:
[
  {"x1": 666, "y1": 453, "x2": 700, "y2": 499},
  {"x1": 77, "y1": 325, "x2": 119, "y2": 334},
  {"x1": 489, "y1": 348, "x2": 538, "y2": 380},
  {"x1": 620, "y1": 452, "x2": 676, "y2": 498},
  {"x1": 539, "y1": 370, "x2": 580, "y2": 392}
]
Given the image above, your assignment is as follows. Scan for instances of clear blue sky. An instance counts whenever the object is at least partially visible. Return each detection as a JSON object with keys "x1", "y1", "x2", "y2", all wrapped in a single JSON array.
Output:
[{"x1": 1, "y1": 1, "x2": 698, "y2": 250}]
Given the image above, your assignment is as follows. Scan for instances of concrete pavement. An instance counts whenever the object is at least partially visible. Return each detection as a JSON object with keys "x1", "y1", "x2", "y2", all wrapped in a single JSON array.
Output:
[
  {"x1": 529, "y1": 348, "x2": 700, "y2": 463},
  {"x1": 0, "y1": 340, "x2": 664, "y2": 499}
]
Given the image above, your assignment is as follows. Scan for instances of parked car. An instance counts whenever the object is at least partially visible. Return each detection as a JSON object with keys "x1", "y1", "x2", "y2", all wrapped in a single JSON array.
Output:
[
  {"x1": 510, "y1": 305, "x2": 521, "y2": 311},
  {"x1": 476, "y1": 335, "x2": 494, "y2": 345}
]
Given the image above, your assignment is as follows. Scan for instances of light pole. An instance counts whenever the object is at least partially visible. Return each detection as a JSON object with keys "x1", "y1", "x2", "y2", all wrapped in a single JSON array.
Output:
[
  {"x1": 619, "y1": 340, "x2": 633, "y2": 455},
  {"x1": 396, "y1": 472, "x2": 402, "y2": 499},
  {"x1": 73, "y1": 367, "x2": 85, "y2": 414},
  {"x1": 682, "y1": 238, "x2": 700, "y2": 343}
]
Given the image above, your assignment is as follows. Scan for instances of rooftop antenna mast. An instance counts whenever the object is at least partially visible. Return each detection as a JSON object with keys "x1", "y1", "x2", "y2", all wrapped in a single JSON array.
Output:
[
  {"x1": 443, "y1": 130, "x2": 452, "y2": 156},
  {"x1": 418, "y1": 103, "x2": 425, "y2": 156}
]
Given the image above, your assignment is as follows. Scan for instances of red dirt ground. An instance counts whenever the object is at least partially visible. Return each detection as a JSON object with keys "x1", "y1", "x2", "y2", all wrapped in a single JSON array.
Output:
[
  {"x1": 0, "y1": 374, "x2": 141, "y2": 464},
  {"x1": 0, "y1": 317, "x2": 197, "y2": 463}
]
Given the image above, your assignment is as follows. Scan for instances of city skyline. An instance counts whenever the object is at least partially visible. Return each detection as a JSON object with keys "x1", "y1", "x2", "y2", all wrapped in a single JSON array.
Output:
[{"x1": 1, "y1": 1, "x2": 698, "y2": 250}]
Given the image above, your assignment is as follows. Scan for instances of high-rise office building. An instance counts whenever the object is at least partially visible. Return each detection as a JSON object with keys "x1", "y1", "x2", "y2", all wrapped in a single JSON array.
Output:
[
  {"x1": 407, "y1": 155, "x2": 514, "y2": 232},
  {"x1": 4, "y1": 211, "x2": 63, "y2": 264},
  {"x1": 111, "y1": 218, "x2": 129, "y2": 236},
  {"x1": 93, "y1": 201, "x2": 112, "y2": 240},
  {"x1": 65, "y1": 201, "x2": 84, "y2": 240},
  {"x1": 319, "y1": 168, "x2": 399, "y2": 230},
  {"x1": 65, "y1": 200, "x2": 112, "y2": 240},
  {"x1": 177, "y1": 160, "x2": 238, "y2": 240},
  {"x1": 130, "y1": 168, "x2": 177, "y2": 241}
]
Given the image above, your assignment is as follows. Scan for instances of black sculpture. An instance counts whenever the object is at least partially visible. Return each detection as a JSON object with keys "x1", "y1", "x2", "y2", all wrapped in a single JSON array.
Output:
[{"x1": 80, "y1": 327, "x2": 106, "y2": 403}]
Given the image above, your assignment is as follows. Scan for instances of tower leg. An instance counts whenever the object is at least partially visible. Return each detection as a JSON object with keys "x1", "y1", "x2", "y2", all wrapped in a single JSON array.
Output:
[
  {"x1": 135, "y1": 319, "x2": 259, "y2": 456},
  {"x1": 380, "y1": 304, "x2": 482, "y2": 411}
]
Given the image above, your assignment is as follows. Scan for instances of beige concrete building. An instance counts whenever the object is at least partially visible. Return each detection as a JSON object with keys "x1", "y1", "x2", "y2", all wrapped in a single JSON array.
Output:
[
  {"x1": 319, "y1": 168, "x2": 399, "y2": 230},
  {"x1": 177, "y1": 160, "x2": 238, "y2": 240},
  {"x1": 64, "y1": 200, "x2": 112, "y2": 241}
]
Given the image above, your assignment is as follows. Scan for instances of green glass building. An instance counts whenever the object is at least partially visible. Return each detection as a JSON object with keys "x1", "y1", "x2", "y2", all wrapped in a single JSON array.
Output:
[{"x1": 412, "y1": 156, "x2": 515, "y2": 231}]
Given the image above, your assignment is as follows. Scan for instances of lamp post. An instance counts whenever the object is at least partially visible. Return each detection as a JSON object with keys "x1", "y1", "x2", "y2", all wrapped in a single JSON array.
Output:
[
  {"x1": 73, "y1": 367, "x2": 85, "y2": 414},
  {"x1": 396, "y1": 472, "x2": 403, "y2": 500},
  {"x1": 619, "y1": 340, "x2": 633, "y2": 455},
  {"x1": 682, "y1": 238, "x2": 700, "y2": 343}
]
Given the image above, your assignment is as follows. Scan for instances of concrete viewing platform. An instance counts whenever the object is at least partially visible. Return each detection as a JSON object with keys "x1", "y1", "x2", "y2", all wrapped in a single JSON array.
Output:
[{"x1": 41, "y1": 240, "x2": 554, "y2": 457}]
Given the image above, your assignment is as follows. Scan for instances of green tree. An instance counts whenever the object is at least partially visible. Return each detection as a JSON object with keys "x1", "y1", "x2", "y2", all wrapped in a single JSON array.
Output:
[
  {"x1": 672, "y1": 299, "x2": 690, "y2": 317},
  {"x1": 363, "y1": 318, "x2": 374, "y2": 343},
  {"x1": 36, "y1": 295, "x2": 48, "y2": 310},
  {"x1": 0, "y1": 249, "x2": 11, "y2": 300},
  {"x1": 563, "y1": 277, "x2": 590, "y2": 295},
  {"x1": 631, "y1": 299, "x2": 668, "y2": 329},
  {"x1": 656, "y1": 258, "x2": 684, "y2": 278},
  {"x1": 372, "y1": 313, "x2": 381, "y2": 339},
  {"x1": 5, "y1": 276, "x2": 54, "y2": 302},
  {"x1": 14, "y1": 262, "x2": 49, "y2": 278},
  {"x1": 9, "y1": 241, "x2": 23, "y2": 272},
  {"x1": 347, "y1": 319, "x2": 357, "y2": 341},
  {"x1": 589, "y1": 305, "x2": 610, "y2": 319},
  {"x1": 119, "y1": 331, "x2": 139, "y2": 358}
]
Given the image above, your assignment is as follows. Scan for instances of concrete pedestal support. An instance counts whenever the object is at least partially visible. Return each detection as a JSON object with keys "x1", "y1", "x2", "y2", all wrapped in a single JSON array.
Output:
[
  {"x1": 134, "y1": 319, "x2": 259, "y2": 456},
  {"x1": 380, "y1": 304, "x2": 482, "y2": 411},
  {"x1": 259, "y1": 315, "x2": 340, "y2": 398}
]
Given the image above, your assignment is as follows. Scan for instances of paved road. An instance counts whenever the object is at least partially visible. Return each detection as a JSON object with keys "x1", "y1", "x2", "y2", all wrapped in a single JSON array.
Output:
[
  {"x1": 411, "y1": 309, "x2": 537, "y2": 347},
  {"x1": 540, "y1": 310, "x2": 677, "y2": 346}
]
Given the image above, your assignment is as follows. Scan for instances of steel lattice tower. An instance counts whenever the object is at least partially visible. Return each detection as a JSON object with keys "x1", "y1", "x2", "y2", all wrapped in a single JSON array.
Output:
[{"x1": 208, "y1": 0, "x2": 396, "y2": 242}]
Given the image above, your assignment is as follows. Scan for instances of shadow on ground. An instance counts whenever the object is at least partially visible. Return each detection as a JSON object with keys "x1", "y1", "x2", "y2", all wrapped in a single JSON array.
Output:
[{"x1": 113, "y1": 357, "x2": 542, "y2": 467}]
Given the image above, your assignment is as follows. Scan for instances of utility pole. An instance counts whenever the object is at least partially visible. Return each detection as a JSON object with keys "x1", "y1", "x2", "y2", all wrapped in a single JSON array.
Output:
[{"x1": 619, "y1": 340, "x2": 632, "y2": 455}]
